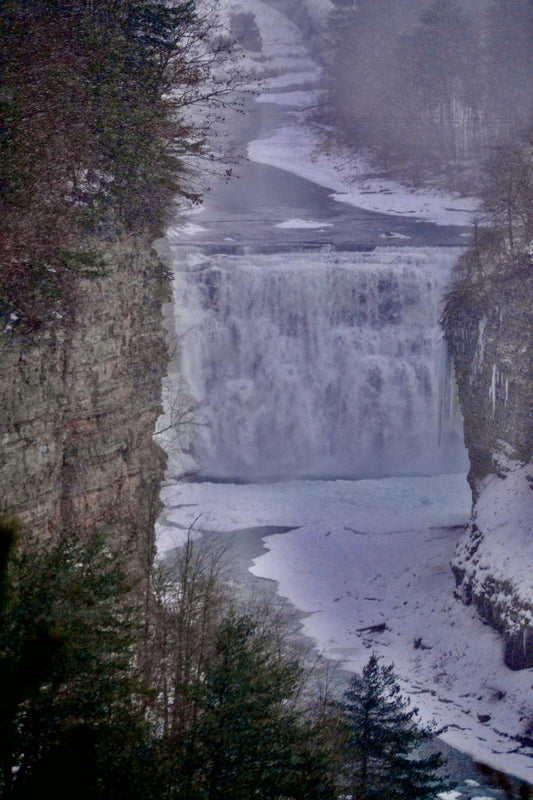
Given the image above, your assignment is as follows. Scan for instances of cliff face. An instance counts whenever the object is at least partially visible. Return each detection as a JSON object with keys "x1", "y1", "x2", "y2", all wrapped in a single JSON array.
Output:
[
  {"x1": 444, "y1": 267, "x2": 533, "y2": 669},
  {"x1": 0, "y1": 236, "x2": 170, "y2": 572}
]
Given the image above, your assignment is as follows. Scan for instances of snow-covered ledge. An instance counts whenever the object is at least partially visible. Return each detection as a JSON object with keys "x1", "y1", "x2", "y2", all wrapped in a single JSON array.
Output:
[{"x1": 452, "y1": 460, "x2": 533, "y2": 670}]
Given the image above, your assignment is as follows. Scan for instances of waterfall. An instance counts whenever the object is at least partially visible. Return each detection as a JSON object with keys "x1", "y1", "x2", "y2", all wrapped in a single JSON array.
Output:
[{"x1": 164, "y1": 246, "x2": 467, "y2": 480}]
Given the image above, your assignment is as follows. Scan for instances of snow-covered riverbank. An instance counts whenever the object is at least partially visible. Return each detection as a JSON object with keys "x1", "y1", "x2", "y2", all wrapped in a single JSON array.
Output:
[
  {"x1": 156, "y1": 476, "x2": 533, "y2": 785},
  {"x1": 248, "y1": 115, "x2": 479, "y2": 228}
]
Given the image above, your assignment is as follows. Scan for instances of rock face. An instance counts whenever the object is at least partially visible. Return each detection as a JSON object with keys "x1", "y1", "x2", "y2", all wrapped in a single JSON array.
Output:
[
  {"x1": 0, "y1": 236, "x2": 170, "y2": 572},
  {"x1": 444, "y1": 267, "x2": 533, "y2": 669}
]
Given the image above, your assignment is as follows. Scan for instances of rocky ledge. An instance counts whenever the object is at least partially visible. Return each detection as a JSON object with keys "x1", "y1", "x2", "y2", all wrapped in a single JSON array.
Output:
[{"x1": 452, "y1": 460, "x2": 533, "y2": 670}]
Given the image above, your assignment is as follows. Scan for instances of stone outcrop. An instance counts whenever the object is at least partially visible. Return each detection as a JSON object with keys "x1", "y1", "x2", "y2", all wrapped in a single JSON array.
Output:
[
  {"x1": 444, "y1": 266, "x2": 533, "y2": 669},
  {"x1": 451, "y1": 462, "x2": 533, "y2": 670},
  {"x1": 0, "y1": 235, "x2": 170, "y2": 572}
]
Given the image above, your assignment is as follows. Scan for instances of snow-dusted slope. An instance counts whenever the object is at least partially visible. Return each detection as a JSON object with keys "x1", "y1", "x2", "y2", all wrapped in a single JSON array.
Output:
[
  {"x1": 215, "y1": 0, "x2": 321, "y2": 84},
  {"x1": 453, "y1": 461, "x2": 533, "y2": 669},
  {"x1": 248, "y1": 126, "x2": 479, "y2": 227}
]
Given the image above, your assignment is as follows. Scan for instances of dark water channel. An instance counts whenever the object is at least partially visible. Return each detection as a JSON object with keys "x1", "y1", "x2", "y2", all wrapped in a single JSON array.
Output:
[{"x1": 186, "y1": 155, "x2": 470, "y2": 251}]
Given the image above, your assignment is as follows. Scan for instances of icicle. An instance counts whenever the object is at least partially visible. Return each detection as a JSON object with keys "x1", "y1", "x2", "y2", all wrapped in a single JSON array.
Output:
[
  {"x1": 489, "y1": 364, "x2": 498, "y2": 416},
  {"x1": 471, "y1": 316, "x2": 487, "y2": 381}
]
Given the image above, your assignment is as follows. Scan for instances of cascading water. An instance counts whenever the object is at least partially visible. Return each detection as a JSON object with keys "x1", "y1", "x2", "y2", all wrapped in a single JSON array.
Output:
[{"x1": 163, "y1": 246, "x2": 467, "y2": 481}]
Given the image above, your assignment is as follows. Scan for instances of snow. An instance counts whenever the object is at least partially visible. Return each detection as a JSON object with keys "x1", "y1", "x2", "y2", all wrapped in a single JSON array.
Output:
[
  {"x1": 466, "y1": 462, "x2": 533, "y2": 621},
  {"x1": 167, "y1": 222, "x2": 207, "y2": 239},
  {"x1": 248, "y1": 124, "x2": 479, "y2": 227},
  {"x1": 214, "y1": 0, "x2": 320, "y2": 85},
  {"x1": 157, "y1": 474, "x2": 533, "y2": 784},
  {"x1": 274, "y1": 218, "x2": 333, "y2": 229},
  {"x1": 379, "y1": 231, "x2": 411, "y2": 240},
  {"x1": 257, "y1": 72, "x2": 320, "y2": 91},
  {"x1": 157, "y1": 474, "x2": 471, "y2": 554},
  {"x1": 256, "y1": 90, "x2": 319, "y2": 107}
]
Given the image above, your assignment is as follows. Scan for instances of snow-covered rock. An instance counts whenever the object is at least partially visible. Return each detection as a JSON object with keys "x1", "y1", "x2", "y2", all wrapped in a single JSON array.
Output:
[
  {"x1": 444, "y1": 267, "x2": 533, "y2": 669},
  {"x1": 452, "y1": 461, "x2": 533, "y2": 670}
]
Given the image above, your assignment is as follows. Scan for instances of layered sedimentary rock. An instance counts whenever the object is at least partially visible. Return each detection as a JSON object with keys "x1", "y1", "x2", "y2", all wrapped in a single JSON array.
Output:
[
  {"x1": 444, "y1": 267, "x2": 533, "y2": 669},
  {"x1": 0, "y1": 236, "x2": 170, "y2": 571}
]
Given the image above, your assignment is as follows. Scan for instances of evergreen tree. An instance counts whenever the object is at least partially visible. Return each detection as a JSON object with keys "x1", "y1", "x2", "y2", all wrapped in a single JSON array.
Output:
[
  {"x1": 180, "y1": 612, "x2": 335, "y2": 800},
  {"x1": 0, "y1": 0, "x2": 238, "y2": 332},
  {"x1": 0, "y1": 532, "x2": 162, "y2": 799},
  {"x1": 338, "y1": 654, "x2": 453, "y2": 800},
  {"x1": 0, "y1": 528, "x2": 337, "y2": 799}
]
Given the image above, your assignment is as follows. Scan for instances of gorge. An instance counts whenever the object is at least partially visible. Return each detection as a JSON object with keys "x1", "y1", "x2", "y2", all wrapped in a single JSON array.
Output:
[
  {"x1": 156, "y1": 0, "x2": 533, "y2": 789},
  {"x1": 0, "y1": 0, "x2": 531, "y2": 794}
]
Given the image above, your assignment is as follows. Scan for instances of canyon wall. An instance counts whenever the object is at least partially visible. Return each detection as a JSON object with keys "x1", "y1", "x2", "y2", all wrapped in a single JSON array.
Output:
[
  {"x1": 0, "y1": 236, "x2": 170, "y2": 574},
  {"x1": 444, "y1": 266, "x2": 533, "y2": 669}
]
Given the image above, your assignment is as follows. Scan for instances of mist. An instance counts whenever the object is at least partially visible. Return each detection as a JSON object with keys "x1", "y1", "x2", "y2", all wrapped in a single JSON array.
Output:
[{"x1": 321, "y1": 0, "x2": 533, "y2": 192}]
